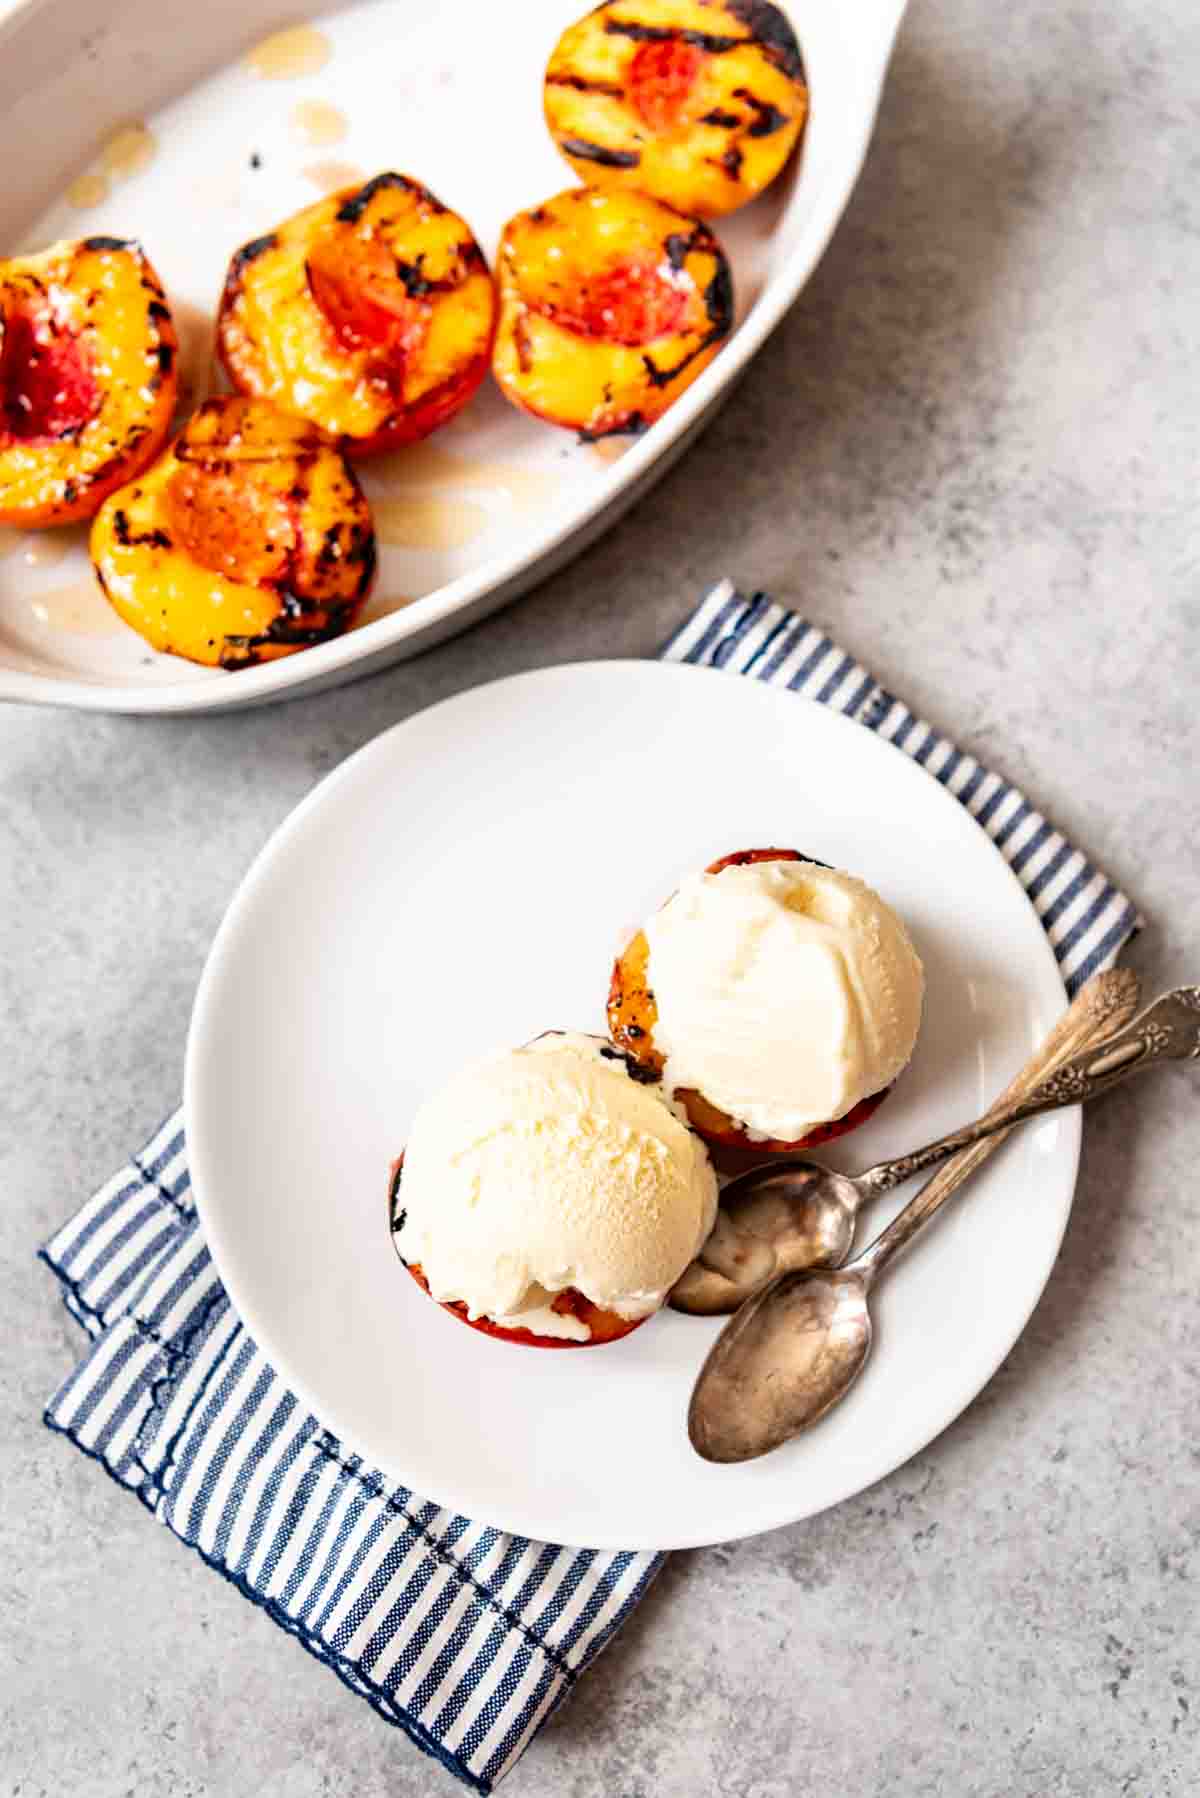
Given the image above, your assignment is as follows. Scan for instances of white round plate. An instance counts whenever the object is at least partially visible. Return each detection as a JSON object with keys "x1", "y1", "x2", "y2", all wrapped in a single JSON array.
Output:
[{"x1": 185, "y1": 661, "x2": 1078, "y2": 1549}]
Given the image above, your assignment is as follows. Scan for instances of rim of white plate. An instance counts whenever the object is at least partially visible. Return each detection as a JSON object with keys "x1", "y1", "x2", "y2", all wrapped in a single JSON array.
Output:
[{"x1": 184, "y1": 660, "x2": 1079, "y2": 1549}]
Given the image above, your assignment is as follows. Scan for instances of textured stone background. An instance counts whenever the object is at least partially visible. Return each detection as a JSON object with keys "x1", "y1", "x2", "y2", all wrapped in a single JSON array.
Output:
[{"x1": 3, "y1": 0, "x2": 1198, "y2": 1792}]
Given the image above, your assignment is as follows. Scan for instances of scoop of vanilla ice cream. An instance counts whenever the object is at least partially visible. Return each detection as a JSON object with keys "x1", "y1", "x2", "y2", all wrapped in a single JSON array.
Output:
[
  {"x1": 643, "y1": 860, "x2": 924, "y2": 1142},
  {"x1": 396, "y1": 1033, "x2": 718, "y2": 1331}
]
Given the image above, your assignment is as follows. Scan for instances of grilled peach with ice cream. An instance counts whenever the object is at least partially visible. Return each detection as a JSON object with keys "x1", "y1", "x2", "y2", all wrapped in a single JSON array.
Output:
[
  {"x1": 217, "y1": 173, "x2": 496, "y2": 456},
  {"x1": 491, "y1": 186, "x2": 732, "y2": 439},
  {"x1": 608, "y1": 849, "x2": 924, "y2": 1155},
  {"x1": 90, "y1": 395, "x2": 375, "y2": 669},
  {"x1": 389, "y1": 1032, "x2": 718, "y2": 1347},
  {"x1": 544, "y1": 0, "x2": 808, "y2": 219},
  {"x1": 0, "y1": 236, "x2": 177, "y2": 527}
]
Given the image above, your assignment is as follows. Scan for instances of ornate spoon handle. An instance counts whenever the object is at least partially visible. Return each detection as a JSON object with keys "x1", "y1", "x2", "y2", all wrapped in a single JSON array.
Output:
[
  {"x1": 854, "y1": 968, "x2": 1142, "y2": 1279},
  {"x1": 861, "y1": 976, "x2": 1193, "y2": 1198}
]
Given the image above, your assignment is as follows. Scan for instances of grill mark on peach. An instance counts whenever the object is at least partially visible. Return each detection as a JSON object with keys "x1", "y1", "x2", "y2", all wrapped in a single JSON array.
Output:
[
  {"x1": 228, "y1": 232, "x2": 279, "y2": 277},
  {"x1": 664, "y1": 227, "x2": 701, "y2": 268},
  {"x1": 640, "y1": 236, "x2": 732, "y2": 389},
  {"x1": 545, "y1": 71, "x2": 625, "y2": 96},
  {"x1": 557, "y1": 137, "x2": 641, "y2": 168},
  {"x1": 703, "y1": 257, "x2": 734, "y2": 328},
  {"x1": 392, "y1": 240, "x2": 486, "y2": 297},
  {"x1": 112, "y1": 507, "x2": 172, "y2": 550},
  {"x1": 727, "y1": 0, "x2": 804, "y2": 81},
  {"x1": 333, "y1": 171, "x2": 431, "y2": 225},
  {"x1": 732, "y1": 84, "x2": 790, "y2": 136},
  {"x1": 603, "y1": 18, "x2": 744, "y2": 53},
  {"x1": 218, "y1": 582, "x2": 368, "y2": 669},
  {"x1": 577, "y1": 409, "x2": 648, "y2": 442}
]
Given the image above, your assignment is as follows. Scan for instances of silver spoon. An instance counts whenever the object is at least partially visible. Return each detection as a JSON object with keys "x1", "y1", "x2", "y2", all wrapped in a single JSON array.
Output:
[
  {"x1": 689, "y1": 981, "x2": 1199, "y2": 1463},
  {"x1": 672, "y1": 968, "x2": 1166, "y2": 1315}
]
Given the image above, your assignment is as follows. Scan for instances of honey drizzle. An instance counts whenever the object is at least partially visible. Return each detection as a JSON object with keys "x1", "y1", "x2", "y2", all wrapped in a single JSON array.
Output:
[
  {"x1": 290, "y1": 100, "x2": 348, "y2": 146},
  {"x1": 246, "y1": 26, "x2": 333, "y2": 80}
]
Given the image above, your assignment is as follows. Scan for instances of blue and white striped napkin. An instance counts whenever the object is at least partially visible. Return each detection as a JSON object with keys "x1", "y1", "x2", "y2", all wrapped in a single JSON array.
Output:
[{"x1": 41, "y1": 581, "x2": 1140, "y2": 1791}]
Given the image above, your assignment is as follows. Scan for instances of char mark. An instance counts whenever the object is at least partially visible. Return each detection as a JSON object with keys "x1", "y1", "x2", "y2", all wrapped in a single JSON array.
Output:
[
  {"x1": 599, "y1": 1043, "x2": 660, "y2": 1082},
  {"x1": 604, "y1": 18, "x2": 742, "y2": 53},
  {"x1": 703, "y1": 257, "x2": 734, "y2": 332},
  {"x1": 545, "y1": 72, "x2": 624, "y2": 96},
  {"x1": 559, "y1": 137, "x2": 641, "y2": 168},
  {"x1": 336, "y1": 171, "x2": 423, "y2": 223},
  {"x1": 732, "y1": 85, "x2": 790, "y2": 136},
  {"x1": 218, "y1": 600, "x2": 356, "y2": 669},
  {"x1": 701, "y1": 107, "x2": 741, "y2": 128},
  {"x1": 393, "y1": 243, "x2": 482, "y2": 295},
  {"x1": 641, "y1": 254, "x2": 731, "y2": 390},
  {"x1": 720, "y1": 144, "x2": 744, "y2": 179},
  {"x1": 81, "y1": 235, "x2": 135, "y2": 254},
  {"x1": 313, "y1": 519, "x2": 376, "y2": 588},
  {"x1": 314, "y1": 524, "x2": 346, "y2": 575},
  {"x1": 230, "y1": 232, "x2": 279, "y2": 275},
  {"x1": 352, "y1": 525, "x2": 377, "y2": 597},
  {"x1": 388, "y1": 1157, "x2": 406, "y2": 1230},
  {"x1": 113, "y1": 508, "x2": 172, "y2": 550},
  {"x1": 664, "y1": 228, "x2": 702, "y2": 269},
  {"x1": 727, "y1": 0, "x2": 805, "y2": 80},
  {"x1": 394, "y1": 256, "x2": 430, "y2": 297}
]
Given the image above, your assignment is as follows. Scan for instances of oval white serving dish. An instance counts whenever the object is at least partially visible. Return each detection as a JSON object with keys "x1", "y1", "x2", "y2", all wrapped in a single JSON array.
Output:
[{"x1": 0, "y1": 0, "x2": 907, "y2": 712}]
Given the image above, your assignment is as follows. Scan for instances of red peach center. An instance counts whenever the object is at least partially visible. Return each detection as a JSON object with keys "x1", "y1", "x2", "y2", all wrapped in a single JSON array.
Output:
[
  {"x1": 546, "y1": 258, "x2": 688, "y2": 346},
  {"x1": 0, "y1": 305, "x2": 97, "y2": 444},
  {"x1": 628, "y1": 38, "x2": 706, "y2": 131}
]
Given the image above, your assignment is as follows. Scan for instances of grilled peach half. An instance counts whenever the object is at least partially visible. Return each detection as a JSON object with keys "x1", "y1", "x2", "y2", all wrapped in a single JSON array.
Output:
[
  {"x1": 544, "y1": 0, "x2": 808, "y2": 219},
  {"x1": 0, "y1": 237, "x2": 176, "y2": 527},
  {"x1": 90, "y1": 396, "x2": 375, "y2": 669},
  {"x1": 388, "y1": 1156, "x2": 645, "y2": 1349},
  {"x1": 492, "y1": 187, "x2": 733, "y2": 439},
  {"x1": 217, "y1": 173, "x2": 496, "y2": 457},
  {"x1": 608, "y1": 847, "x2": 890, "y2": 1157}
]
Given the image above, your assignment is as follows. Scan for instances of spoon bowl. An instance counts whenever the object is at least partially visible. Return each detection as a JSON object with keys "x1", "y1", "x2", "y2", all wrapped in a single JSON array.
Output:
[
  {"x1": 688, "y1": 1266, "x2": 874, "y2": 1463},
  {"x1": 670, "y1": 1164, "x2": 859, "y2": 1313}
]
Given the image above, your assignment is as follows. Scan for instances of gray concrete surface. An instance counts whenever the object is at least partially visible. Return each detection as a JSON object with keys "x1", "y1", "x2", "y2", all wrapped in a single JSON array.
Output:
[{"x1": 3, "y1": 0, "x2": 1199, "y2": 1792}]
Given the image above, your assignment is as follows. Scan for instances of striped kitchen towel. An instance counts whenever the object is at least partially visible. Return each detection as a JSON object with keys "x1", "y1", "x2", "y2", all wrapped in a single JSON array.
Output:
[
  {"x1": 41, "y1": 581, "x2": 1140, "y2": 1791},
  {"x1": 40, "y1": 1115, "x2": 660, "y2": 1791}
]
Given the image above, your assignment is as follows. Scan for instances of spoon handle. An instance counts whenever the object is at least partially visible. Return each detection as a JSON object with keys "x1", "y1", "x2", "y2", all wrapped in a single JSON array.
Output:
[
  {"x1": 855, "y1": 967, "x2": 1143, "y2": 1278},
  {"x1": 861, "y1": 982, "x2": 1197, "y2": 1200}
]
